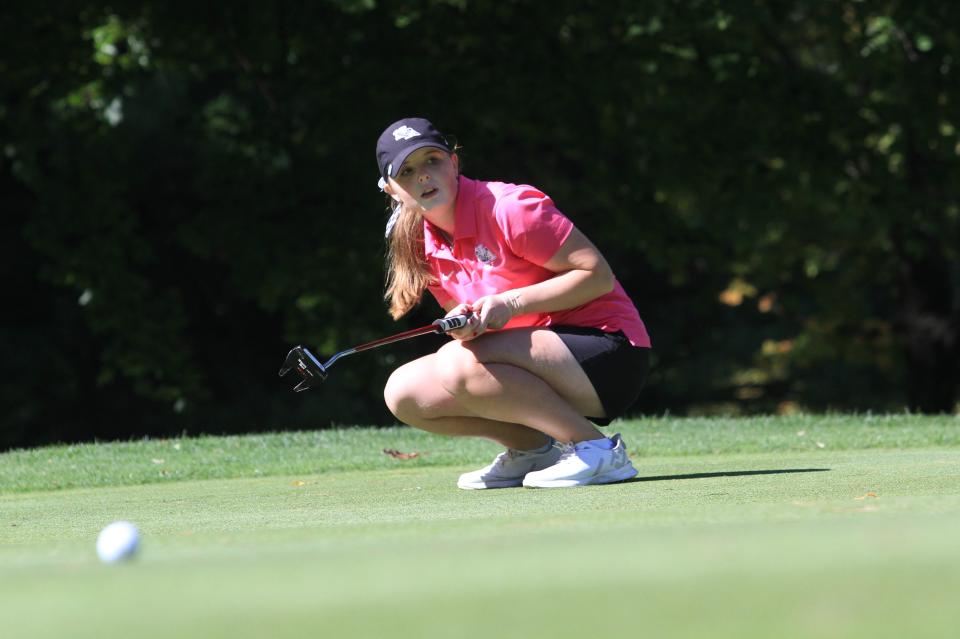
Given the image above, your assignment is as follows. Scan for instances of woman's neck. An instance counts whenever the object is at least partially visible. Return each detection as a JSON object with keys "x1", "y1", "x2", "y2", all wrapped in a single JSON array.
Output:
[{"x1": 422, "y1": 203, "x2": 455, "y2": 237}]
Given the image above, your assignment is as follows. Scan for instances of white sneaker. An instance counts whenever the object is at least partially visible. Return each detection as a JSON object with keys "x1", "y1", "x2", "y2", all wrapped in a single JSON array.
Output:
[
  {"x1": 522, "y1": 433, "x2": 638, "y2": 488},
  {"x1": 458, "y1": 442, "x2": 561, "y2": 490}
]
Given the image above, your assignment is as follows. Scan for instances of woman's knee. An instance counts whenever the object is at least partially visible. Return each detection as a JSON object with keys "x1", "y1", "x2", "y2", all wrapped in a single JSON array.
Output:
[
  {"x1": 383, "y1": 356, "x2": 454, "y2": 423},
  {"x1": 383, "y1": 363, "x2": 422, "y2": 422}
]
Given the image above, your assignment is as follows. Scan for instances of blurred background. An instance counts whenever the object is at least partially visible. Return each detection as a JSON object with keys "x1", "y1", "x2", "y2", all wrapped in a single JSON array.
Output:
[{"x1": 3, "y1": 0, "x2": 958, "y2": 449}]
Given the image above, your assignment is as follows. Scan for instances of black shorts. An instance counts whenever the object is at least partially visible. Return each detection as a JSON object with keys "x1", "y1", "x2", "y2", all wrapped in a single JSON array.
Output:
[{"x1": 549, "y1": 326, "x2": 650, "y2": 425}]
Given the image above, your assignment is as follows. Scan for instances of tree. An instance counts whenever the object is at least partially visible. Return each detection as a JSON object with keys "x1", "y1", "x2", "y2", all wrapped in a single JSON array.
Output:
[{"x1": 2, "y1": 0, "x2": 957, "y2": 450}]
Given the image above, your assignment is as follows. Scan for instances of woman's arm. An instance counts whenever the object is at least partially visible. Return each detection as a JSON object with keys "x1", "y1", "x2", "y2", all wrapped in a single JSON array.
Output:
[{"x1": 470, "y1": 226, "x2": 614, "y2": 334}]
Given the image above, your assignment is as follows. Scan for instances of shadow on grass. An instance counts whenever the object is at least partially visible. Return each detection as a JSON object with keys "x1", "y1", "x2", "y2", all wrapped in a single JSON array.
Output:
[{"x1": 629, "y1": 468, "x2": 831, "y2": 483}]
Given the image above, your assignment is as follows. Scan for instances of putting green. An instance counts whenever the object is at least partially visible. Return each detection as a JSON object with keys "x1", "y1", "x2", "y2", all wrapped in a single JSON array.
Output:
[{"x1": 2, "y1": 447, "x2": 958, "y2": 638}]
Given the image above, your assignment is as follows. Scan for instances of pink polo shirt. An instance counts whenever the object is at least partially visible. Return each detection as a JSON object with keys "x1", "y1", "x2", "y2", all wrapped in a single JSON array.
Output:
[{"x1": 424, "y1": 176, "x2": 651, "y2": 347}]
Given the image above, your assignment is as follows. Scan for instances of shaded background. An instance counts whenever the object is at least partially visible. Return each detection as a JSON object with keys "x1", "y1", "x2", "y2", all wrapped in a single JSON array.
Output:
[{"x1": 3, "y1": 0, "x2": 958, "y2": 450}]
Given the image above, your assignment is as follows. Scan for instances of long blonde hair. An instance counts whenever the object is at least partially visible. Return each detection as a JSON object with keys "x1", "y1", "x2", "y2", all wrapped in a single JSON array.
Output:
[
  {"x1": 384, "y1": 198, "x2": 435, "y2": 319},
  {"x1": 383, "y1": 144, "x2": 460, "y2": 320}
]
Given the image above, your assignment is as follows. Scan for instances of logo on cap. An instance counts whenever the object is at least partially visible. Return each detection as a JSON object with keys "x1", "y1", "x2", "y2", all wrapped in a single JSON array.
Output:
[{"x1": 392, "y1": 126, "x2": 421, "y2": 141}]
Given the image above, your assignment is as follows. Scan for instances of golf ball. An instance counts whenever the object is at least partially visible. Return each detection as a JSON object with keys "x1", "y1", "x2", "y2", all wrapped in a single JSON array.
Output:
[{"x1": 96, "y1": 521, "x2": 140, "y2": 563}]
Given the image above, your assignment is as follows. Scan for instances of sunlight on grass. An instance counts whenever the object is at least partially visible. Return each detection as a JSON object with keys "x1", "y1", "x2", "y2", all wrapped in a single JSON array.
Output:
[{"x1": 1, "y1": 416, "x2": 958, "y2": 639}]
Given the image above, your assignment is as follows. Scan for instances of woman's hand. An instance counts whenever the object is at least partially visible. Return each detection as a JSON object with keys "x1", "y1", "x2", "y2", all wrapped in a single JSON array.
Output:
[
  {"x1": 444, "y1": 303, "x2": 480, "y2": 341},
  {"x1": 470, "y1": 293, "x2": 522, "y2": 337},
  {"x1": 444, "y1": 293, "x2": 522, "y2": 340}
]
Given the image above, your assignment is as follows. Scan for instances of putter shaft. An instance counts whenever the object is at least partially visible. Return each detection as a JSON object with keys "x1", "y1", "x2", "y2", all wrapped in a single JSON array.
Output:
[{"x1": 280, "y1": 313, "x2": 472, "y2": 391}]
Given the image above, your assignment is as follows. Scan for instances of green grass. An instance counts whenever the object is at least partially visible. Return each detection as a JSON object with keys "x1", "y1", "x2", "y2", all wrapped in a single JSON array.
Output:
[
  {"x1": 3, "y1": 413, "x2": 958, "y2": 492},
  {"x1": 2, "y1": 415, "x2": 959, "y2": 638}
]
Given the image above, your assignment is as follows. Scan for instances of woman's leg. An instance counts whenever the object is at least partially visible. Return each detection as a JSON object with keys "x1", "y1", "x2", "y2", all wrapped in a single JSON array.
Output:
[
  {"x1": 383, "y1": 327, "x2": 605, "y2": 446},
  {"x1": 384, "y1": 352, "x2": 550, "y2": 450}
]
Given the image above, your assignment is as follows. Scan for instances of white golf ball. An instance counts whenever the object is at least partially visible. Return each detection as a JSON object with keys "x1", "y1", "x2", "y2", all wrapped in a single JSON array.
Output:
[{"x1": 96, "y1": 521, "x2": 140, "y2": 563}]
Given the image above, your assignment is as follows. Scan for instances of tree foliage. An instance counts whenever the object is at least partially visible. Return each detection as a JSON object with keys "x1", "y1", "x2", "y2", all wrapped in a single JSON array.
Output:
[{"x1": 2, "y1": 0, "x2": 958, "y2": 449}]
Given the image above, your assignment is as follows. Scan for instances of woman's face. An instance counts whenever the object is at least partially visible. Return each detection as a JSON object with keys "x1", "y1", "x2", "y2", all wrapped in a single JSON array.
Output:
[{"x1": 385, "y1": 147, "x2": 459, "y2": 214}]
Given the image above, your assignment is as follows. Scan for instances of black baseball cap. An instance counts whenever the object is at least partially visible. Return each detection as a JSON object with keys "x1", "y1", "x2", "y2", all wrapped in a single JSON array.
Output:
[{"x1": 376, "y1": 117, "x2": 452, "y2": 186}]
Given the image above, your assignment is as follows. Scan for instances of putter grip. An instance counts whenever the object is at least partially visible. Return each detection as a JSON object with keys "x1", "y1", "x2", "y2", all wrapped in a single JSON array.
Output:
[{"x1": 433, "y1": 314, "x2": 471, "y2": 333}]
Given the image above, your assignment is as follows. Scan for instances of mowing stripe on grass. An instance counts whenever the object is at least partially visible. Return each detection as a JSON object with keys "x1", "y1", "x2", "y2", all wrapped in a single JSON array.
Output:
[{"x1": 2, "y1": 414, "x2": 957, "y2": 493}]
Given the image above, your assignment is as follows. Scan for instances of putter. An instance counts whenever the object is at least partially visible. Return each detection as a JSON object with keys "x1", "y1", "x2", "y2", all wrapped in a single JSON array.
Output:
[{"x1": 279, "y1": 313, "x2": 473, "y2": 392}]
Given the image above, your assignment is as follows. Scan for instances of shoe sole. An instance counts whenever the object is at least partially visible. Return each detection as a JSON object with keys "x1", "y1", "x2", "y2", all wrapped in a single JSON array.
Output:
[
  {"x1": 457, "y1": 452, "x2": 563, "y2": 490},
  {"x1": 522, "y1": 463, "x2": 638, "y2": 489},
  {"x1": 457, "y1": 478, "x2": 524, "y2": 490}
]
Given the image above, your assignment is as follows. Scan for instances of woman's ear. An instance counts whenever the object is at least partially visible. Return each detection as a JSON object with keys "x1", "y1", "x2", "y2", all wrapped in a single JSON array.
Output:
[
  {"x1": 382, "y1": 181, "x2": 401, "y2": 202},
  {"x1": 451, "y1": 152, "x2": 460, "y2": 175}
]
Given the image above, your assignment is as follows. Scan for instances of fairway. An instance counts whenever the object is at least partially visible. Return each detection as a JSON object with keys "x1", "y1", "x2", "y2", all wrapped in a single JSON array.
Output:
[{"x1": 2, "y1": 416, "x2": 959, "y2": 638}]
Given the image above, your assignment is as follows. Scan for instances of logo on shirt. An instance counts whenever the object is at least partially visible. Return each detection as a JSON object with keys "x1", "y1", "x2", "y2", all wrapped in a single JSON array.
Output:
[
  {"x1": 392, "y1": 126, "x2": 421, "y2": 141},
  {"x1": 474, "y1": 243, "x2": 497, "y2": 265}
]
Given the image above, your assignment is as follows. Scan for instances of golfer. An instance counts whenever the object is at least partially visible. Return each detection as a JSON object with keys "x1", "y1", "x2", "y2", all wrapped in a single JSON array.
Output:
[{"x1": 378, "y1": 117, "x2": 651, "y2": 489}]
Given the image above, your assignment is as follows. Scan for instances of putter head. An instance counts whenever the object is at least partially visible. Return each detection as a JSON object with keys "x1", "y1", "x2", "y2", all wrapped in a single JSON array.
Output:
[{"x1": 278, "y1": 346, "x2": 327, "y2": 392}]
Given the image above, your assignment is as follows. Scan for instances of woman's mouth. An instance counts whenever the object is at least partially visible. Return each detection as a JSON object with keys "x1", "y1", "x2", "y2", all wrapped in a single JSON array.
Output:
[{"x1": 421, "y1": 187, "x2": 439, "y2": 200}]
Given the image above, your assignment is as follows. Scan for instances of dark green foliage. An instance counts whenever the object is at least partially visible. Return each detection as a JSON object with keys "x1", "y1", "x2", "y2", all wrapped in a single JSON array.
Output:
[{"x1": 2, "y1": 1, "x2": 958, "y2": 448}]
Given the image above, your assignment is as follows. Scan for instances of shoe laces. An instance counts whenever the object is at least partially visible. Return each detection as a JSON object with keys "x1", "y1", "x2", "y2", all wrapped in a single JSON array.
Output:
[
  {"x1": 554, "y1": 441, "x2": 578, "y2": 462},
  {"x1": 491, "y1": 448, "x2": 526, "y2": 468},
  {"x1": 502, "y1": 439, "x2": 556, "y2": 462}
]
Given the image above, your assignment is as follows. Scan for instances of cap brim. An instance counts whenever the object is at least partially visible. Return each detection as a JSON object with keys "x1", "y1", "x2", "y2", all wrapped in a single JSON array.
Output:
[{"x1": 387, "y1": 142, "x2": 450, "y2": 178}]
